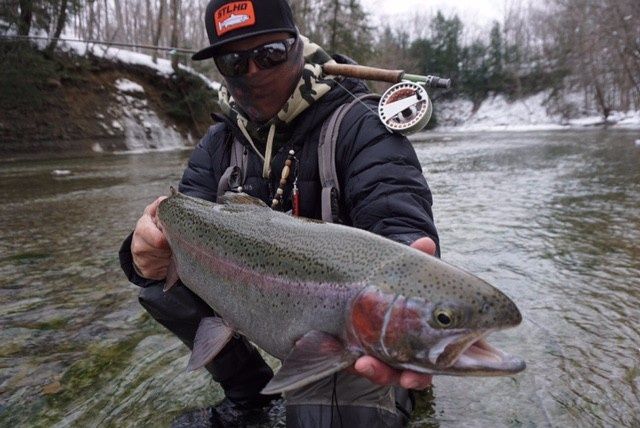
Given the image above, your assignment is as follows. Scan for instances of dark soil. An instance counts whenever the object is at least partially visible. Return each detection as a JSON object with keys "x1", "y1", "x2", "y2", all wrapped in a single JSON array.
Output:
[{"x1": 0, "y1": 41, "x2": 219, "y2": 155}]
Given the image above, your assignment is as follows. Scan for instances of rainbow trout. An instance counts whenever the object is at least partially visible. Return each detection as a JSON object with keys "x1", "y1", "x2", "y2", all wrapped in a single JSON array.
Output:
[{"x1": 158, "y1": 190, "x2": 525, "y2": 394}]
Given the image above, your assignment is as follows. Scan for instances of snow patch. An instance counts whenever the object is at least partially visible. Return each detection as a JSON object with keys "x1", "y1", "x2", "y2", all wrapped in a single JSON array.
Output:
[
  {"x1": 114, "y1": 93, "x2": 185, "y2": 153},
  {"x1": 6, "y1": 24, "x2": 221, "y2": 92},
  {"x1": 59, "y1": 41, "x2": 221, "y2": 92},
  {"x1": 115, "y1": 78, "x2": 144, "y2": 94},
  {"x1": 435, "y1": 92, "x2": 640, "y2": 132}
]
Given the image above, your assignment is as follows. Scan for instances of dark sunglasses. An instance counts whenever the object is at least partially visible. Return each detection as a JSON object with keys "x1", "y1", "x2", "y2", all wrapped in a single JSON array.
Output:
[{"x1": 214, "y1": 37, "x2": 297, "y2": 77}]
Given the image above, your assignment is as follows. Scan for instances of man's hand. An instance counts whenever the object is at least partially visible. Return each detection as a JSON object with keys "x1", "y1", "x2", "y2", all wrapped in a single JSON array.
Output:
[
  {"x1": 351, "y1": 236, "x2": 437, "y2": 390},
  {"x1": 131, "y1": 197, "x2": 171, "y2": 280}
]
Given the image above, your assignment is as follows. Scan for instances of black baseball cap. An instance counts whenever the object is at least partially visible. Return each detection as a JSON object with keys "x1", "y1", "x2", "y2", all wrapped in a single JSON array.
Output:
[{"x1": 192, "y1": 0, "x2": 298, "y2": 61}]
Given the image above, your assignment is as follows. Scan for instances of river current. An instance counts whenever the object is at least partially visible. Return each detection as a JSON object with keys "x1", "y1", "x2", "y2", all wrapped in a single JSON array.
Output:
[{"x1": 1, "y1": 129, "x2": 639, "y2": 427}]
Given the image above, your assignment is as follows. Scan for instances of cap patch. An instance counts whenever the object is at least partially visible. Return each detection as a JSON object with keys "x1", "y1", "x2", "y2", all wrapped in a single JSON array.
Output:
[{"x1": 215, "y1": 1, "x2": 256, "y2": 36}]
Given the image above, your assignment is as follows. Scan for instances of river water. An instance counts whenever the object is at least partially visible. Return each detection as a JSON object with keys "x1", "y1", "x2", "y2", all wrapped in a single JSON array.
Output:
[{"x1": 1, "y1": 129, "x2": 639, "y2": 427}]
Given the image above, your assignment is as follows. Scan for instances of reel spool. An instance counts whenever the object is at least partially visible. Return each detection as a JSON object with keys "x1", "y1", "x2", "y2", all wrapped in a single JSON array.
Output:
[
  {"x1": 320, "y1": 63, "x2": 449, "y2": 135},
  {"x1": 378, "y1": 82, "x2": 433, "y2": 135}
]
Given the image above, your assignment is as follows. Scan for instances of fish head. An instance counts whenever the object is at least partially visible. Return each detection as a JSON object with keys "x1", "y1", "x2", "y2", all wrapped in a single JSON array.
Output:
[{"x1": 348, "y1": 274, "x2": 525, "y2": 376}]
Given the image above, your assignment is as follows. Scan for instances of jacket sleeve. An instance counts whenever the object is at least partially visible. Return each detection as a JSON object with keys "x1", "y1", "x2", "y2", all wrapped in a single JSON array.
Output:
[
  {"x1": 336, "y1": 103, "x2": 440, "y2": 255},
  {"x1": 178, "y1": 124, "x2": 228, "y2": 201},
  {"x1": 119, "y1": 124, "x2": 228, "y2": 287}
]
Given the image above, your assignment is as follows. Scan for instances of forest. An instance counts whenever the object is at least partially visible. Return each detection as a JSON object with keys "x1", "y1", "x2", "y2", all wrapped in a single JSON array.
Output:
[{"x1": 1, "y1": 0, "x2": 640, "y2": 119}]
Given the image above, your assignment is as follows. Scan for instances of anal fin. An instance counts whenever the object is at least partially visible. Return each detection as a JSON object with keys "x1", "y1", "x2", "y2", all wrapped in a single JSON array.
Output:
[
  {"x1": 261, "y1": 331, "x2": 358, "y2": 395},
  {"x1": 187, "y1": 317, "x2": 234, "y2": 371}
]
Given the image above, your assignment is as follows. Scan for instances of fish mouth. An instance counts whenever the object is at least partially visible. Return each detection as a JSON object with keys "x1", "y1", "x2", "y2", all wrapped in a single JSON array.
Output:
[{"x1": 429, "y1": 331, "x2": 525, "y2": 375}]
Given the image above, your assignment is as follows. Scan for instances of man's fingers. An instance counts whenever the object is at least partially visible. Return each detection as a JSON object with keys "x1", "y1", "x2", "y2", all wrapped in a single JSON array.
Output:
[
  {"x1": 399, "y1": 370, "x2": 432, "y2": 390},
  {"x1": 143, "y1": 224, "x2": 170, "y2": 250},
  {"x1": 132, "y1": 198, "x2": 172, "y2": 280},
  {"x1": 133, "y1": 255, "x2": 170, "y2": 280},
  {"x1": 353, "y1": 356, "x2": 433, "y2": 390},
  {"x1": 135, "y1": 213, "x2": 170, "y2": 251},
  {"x1": 143, "y1": 196, "x2": 168, "y2": 219},
  {"x1": 410, "y1": 237, "x2": 437, "y2": 256},
  {"x1": 353, "y1": 356, "x2": 400, "y2": 386}
]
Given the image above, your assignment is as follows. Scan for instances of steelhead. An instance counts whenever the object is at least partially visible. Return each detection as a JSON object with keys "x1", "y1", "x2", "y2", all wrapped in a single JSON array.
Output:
[{"x1": 157, "y1": 190, "x2": 525, "y2": 394}]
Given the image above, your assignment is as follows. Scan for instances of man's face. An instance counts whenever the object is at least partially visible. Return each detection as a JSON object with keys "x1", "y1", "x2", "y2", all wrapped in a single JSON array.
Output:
[{"x1": 216, "y1": 32, "x2": 304, "y2": 123}]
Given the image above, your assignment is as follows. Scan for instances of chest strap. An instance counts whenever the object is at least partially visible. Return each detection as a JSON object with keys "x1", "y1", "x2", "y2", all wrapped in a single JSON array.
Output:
[
  {"x1": 318, "y1": 93, "x2": 380, "y2": 223},
  {"x1": 216, "y1": 138, "x2": 248, "y2": 203}
]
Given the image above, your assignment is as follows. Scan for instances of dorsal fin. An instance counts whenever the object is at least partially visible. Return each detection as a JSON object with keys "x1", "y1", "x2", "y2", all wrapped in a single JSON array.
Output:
[{"x1": 220, "y1": 192, "x2": 269, "y2": 208}]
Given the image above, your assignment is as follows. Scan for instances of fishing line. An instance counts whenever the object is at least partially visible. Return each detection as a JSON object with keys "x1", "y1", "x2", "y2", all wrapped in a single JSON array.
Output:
[
  {"x1": 330, "y1": 373, "x2": 343, "y2": 428},
  {"x1": 333, "y1": 79, "x2": 380, "y2": 118}
]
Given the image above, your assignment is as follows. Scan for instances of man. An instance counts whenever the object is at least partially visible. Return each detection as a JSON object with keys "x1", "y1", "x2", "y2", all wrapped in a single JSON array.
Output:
[{"x1": 119, "y1": 0, "x2": 439, "y2": 426}]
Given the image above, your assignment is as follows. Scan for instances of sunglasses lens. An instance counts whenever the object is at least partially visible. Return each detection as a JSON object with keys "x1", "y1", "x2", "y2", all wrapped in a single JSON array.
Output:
[
  {"x1": 214, "y1": 53, "x2": 248, "y2": 77},
  {"x1": 214, "y1": 38, "x2": 295, "y2": 77},
  {"x1": 253, "y1": 42, "x2": 289, "y2": 69}
]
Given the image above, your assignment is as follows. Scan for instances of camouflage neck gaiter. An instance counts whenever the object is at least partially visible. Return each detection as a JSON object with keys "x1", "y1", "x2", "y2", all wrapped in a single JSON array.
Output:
[{"x1": 218, "y1": 36, "x2": 339, "y2": 152}]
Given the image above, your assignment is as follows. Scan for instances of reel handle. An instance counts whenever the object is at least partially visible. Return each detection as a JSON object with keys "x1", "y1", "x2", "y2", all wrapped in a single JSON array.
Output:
[{"x1": 322, "y1": 63, "x2": 405, "y2": 83}]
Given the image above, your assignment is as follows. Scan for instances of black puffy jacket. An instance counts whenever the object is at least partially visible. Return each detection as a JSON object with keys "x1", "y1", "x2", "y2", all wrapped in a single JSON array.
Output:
[
  {"x1": 120, "y1": 74, "x2": 439, "y2": 288},
  {"x1": 180, "y1": 76, "x2": 439, "y2": 249}
]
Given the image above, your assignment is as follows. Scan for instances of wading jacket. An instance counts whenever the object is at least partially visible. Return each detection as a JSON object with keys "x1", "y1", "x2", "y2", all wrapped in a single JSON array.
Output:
[{"x1": 120, "y1": 74, "x2": 439, "y2": 288}]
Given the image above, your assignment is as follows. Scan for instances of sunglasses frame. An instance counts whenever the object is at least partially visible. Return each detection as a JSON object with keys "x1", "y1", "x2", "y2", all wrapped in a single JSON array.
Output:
[{"x1": 214, "y1": 37, "x2": 297, "y2": 77}]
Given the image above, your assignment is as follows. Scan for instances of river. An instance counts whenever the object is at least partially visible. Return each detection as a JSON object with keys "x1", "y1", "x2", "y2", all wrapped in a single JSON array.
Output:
[{"x1": 1, "y1": 129, "x2": 639, "y2": 427}]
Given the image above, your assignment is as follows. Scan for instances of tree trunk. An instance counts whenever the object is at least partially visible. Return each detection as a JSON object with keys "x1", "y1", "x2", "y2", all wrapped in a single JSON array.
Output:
[
  {"x1": 18, "y1": 0, "x2": 33, "y2": 36},
  {"x1": 113, "y1": 0, "x2": 124, "y2": 41},
  {"x1": 329, "y1": 0, "x2": 340, "y2": 53},
  {"x1": 170, "y1": 0, "x2": 180, "y2": 70},
  {"x1": 103, "y1": 0, "x2": 110, "y2": 38},
  {"x1": 152, "y1": 0, "x2": 166, "y2": 63},
  {"x1": 46, "y1": 0, "x2": 69, "y2": 54},
  {"x1": 145, "y1": 0, "x2": 152, "y2": 44},
  {"x1": 88, "y1": 1, "x2": 95, "y2": 39}
]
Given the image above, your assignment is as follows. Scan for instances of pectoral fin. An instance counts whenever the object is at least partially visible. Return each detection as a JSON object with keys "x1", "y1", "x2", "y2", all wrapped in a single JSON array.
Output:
[
  {"x1": 163, "y1": 257, "x2": 180, "y2": 292},
  {"x1": 261, "y1": 331, "x2": 358, "y2": 395},
  {"x1": 187, "y1": 317, "x2": 234, "y2": 371}
]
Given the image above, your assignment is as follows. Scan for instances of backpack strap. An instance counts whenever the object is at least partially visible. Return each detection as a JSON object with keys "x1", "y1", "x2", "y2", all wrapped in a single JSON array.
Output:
[
  {"x1": 216, "y1": 136, "x2": 248, "y2": 203},
  {"x1": 318, "y1": 93, "x2": 380, "y2": 223}
]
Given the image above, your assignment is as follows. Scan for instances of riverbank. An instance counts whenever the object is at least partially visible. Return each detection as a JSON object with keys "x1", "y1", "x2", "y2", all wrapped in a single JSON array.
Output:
[
  {"x1": 2, "y1": 41, "x2": 638, "y2": 157},
  {"x1": 434, "y1": 91, "x2": 640, "y2": 132},
  {"x1": 0, "y1": 41, "x2": 218, "y2": 155}
]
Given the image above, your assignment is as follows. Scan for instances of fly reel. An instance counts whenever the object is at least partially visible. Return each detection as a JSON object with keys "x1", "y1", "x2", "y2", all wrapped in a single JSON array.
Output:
[
  {"x1": 378, "y1": 82, "x2": 432, "y2": 135},
  {"x1": 321, "y1": 63, "x2": 451, "y2": 135}
]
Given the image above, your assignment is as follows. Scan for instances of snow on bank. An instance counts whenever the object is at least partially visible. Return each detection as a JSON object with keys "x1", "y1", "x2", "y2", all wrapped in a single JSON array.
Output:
[
  {"x1": 2, "y1": 25, "x2": 220, "y2": 153},
  {"x1": 107, "y1": 78, "x2": 188, "y2": 153},
  {"x1": 62, "y1": 41, "x2": 221, "y2": 93},
  {"x1": 114, "y1": 78, "x2": 144, "y2": 94},
  {"x1": 1, "y1": 22, "x2": 221, "y2": 92},
  {"x1": 434, "y1": 92, "x2": 640, "y2": 132},
  {"x1": 56, "y1": 38, "x2": 219, "y2": 152}
]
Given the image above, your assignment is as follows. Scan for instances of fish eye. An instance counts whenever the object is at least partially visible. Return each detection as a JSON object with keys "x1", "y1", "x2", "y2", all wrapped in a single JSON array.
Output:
[{"x1": 434, "y1": 309, "x2": 455, "y2": 328}]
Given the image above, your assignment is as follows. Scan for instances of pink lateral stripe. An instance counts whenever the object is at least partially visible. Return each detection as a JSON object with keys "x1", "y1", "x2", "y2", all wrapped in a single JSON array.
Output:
[{"x1": 167, "y1": 226, "x2": 362, "y2": 300}]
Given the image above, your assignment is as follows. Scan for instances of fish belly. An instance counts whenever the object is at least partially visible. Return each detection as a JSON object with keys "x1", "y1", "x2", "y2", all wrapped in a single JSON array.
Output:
[{"x1": 171, "y1": 241, "x2": 359, "y2": 359}]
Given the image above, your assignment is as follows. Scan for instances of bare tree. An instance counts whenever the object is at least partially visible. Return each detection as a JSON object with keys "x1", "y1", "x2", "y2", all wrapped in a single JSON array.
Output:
[
  {"x1": 46, "y1": 0, "x2": 69, "y2": 54},
  {"x1": 152, "y1": 0, "x2": 166, "y2": 63},
  {"x1": 18, "y1": 0, "x2": 33, "y2": 36},
  {"x1": 170, "y1": 0, "x2": 180, "y2": 70}
]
